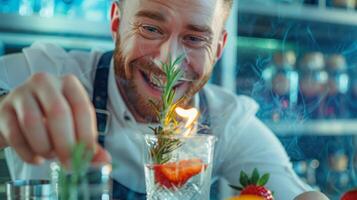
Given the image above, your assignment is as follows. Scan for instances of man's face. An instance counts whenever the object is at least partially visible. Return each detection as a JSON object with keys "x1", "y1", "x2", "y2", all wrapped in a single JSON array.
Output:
[{"x1": 113, "y1": 0, "x2": 227, "y2": 122}]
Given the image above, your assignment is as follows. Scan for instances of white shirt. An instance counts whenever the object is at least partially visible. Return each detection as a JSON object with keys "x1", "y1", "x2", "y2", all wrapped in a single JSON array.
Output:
[{"x1": 0, "y1": 43, "x2": 311, "y2": 199}]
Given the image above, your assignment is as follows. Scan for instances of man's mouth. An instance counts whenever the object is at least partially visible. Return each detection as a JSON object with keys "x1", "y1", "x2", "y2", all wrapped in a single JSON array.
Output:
[
  {"x1": 139, "y1": 69, "x2": 185, "y2": 92},
  {"x1": 140, "y1": 69, "x2": 162, "y2": 91}
]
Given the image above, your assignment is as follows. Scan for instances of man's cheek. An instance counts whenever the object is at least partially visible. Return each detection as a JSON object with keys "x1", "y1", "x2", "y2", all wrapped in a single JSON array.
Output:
[{"x1": 132, "y1": 37, "x2": 159, "y2": 57}]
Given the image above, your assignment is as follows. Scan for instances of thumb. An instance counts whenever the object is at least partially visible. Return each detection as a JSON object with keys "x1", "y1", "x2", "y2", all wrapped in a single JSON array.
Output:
[{"x1": 91, "y1": 143, "x2": 112, "y2": 164}]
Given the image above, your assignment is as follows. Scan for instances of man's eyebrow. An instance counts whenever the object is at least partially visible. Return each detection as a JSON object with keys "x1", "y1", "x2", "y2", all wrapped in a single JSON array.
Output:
[
  {"x1": 135, "y1": 10, "x2": 166, "y2": 22},
  {"x1": 186, "y1": 24, "x2": 213, "y2": 35}
]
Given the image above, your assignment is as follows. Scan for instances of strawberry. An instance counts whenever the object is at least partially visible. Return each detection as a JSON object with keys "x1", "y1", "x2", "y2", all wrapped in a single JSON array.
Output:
[
  {"x1": 153, "y1": 158, "x2": 206, "y2": 188},
  {"x1": 341, "y1": 188, "x2": 357, "y2": 200},
  {"x1": 230, "y1": 168, "x2": 274, "y2": 200},
  {"x1": 241, "y1": 185, "x2": 273, "y2": 200},
  {"x1": 227, "y1": 195, "x2": 265, "y2": 200}
]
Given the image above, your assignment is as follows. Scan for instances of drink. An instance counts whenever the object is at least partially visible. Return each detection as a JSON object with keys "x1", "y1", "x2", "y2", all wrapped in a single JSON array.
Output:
[
  {"x1": 143, "y1": 134, "x2": 216, "y2": 200},
  {"x1": 145, "y1": 163, "x2": 212, "y2": 200}
]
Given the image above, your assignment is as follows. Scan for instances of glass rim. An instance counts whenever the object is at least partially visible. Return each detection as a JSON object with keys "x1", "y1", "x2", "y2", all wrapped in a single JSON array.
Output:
[
  {"x1": 6, "y1": 179, "x2": 54, "y2": 197},
  {"x1": 144, "y1": 133, "x2": 217, "y2": 141},
  {"x1": 7, "y1": 180, "x2": 51, "y2": 187}
]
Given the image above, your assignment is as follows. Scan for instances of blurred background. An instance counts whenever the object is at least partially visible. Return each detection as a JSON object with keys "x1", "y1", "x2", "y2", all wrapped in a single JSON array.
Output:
[{"x1": 0, "y1": 0, "x2": 356, "y2": 199}]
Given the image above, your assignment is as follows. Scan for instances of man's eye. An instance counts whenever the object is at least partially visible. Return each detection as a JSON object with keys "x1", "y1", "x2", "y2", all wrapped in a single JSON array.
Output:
[
  {"x1": 143, "y1": 25, "x2": 159, "y2": 33},
  {"x1": 139, "y1": 25, "x2": 163, "y2": 39},
  {"x1": 184, "y1": 35, "x2": 206, "y2": 47}
]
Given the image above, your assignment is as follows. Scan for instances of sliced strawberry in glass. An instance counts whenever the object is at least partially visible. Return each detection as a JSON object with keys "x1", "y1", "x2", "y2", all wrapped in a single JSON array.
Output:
[{"x1": 153, "y1": 158, "x2": 206, "y2": 188}]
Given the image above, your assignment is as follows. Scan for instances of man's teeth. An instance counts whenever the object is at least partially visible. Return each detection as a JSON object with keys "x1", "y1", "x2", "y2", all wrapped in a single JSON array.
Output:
[
  {"x1": 148, "y1": 78, "x2": 161, "y2": 89},
  {"x1": 142, "y1": 70, "x2": 184, "y2": 90}
]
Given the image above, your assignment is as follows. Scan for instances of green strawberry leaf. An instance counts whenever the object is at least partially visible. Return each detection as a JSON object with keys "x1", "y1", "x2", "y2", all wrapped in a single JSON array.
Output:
[
  {"x1": 240, "y1": 171, "x2": 249, "y2": 187},
  {"x1": 251, "y1": 168, "x2": 259, "y2": 184},
  {"x1": 229, "y1": 184, "x2": 243, "y2": 191},
  {"x1": 257, "y1": 173, "x2": 270, "y2": 186}
]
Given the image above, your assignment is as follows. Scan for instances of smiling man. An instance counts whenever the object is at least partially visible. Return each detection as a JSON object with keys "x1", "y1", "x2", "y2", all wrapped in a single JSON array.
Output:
[
  {"x1": 113, "y1": 0, "x2": 228, "y2": 123},
  {"x1": 0, "y1": 0, "x2": 328, "y2": 199}
]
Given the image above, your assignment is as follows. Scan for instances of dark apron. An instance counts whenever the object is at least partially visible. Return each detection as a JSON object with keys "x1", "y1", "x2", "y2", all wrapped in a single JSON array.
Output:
[{"x1": 92, "y1": 51, "x2": 212, "y2": 200}]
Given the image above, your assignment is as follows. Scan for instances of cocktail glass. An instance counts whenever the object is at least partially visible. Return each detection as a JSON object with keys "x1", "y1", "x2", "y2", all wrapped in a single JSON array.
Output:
[{"x1": 144, "y1": 134, "x2": 217, "y2": 200}]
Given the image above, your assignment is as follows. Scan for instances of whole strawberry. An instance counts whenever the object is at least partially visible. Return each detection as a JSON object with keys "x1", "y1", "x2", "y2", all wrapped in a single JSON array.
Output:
[
  {"x1": 341, "y1": 188, "x2": 357, "y2": 200},
  {"x1": 230, "y1": 168, "x2": 274, "y2": 200}
]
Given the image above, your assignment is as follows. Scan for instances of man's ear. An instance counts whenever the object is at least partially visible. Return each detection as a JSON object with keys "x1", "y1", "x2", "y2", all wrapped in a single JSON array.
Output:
[
  {"x1": 215, "y1": 29, "x2": 228, "y2": 62},
  {"x1": 110, "y1": 1, "x2": 121, "y2": 41}
]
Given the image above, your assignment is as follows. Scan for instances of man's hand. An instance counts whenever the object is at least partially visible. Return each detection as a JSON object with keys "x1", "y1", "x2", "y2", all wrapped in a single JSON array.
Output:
[{"x1": 0, "y1": 73, "x2": 106, "y2": 165}]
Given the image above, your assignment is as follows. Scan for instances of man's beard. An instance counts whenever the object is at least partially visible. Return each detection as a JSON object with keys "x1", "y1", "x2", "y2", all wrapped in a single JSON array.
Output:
[{"x1": 113, "y1": 35, "x2": 210, "y2": 123}]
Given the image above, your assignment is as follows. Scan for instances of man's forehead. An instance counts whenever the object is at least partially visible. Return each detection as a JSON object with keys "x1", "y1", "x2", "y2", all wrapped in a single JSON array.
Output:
[
  {"x1": 124, "y1": 0, "x2": 224, "y2": 26},
  {"x1": 129, "y1": 0, "x2": 223, "y2": 15}
]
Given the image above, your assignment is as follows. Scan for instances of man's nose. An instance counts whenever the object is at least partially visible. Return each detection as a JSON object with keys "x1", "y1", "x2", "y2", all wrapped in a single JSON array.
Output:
[{"x1": 158, "y1": 37, "x2": 186, "y2": 64}]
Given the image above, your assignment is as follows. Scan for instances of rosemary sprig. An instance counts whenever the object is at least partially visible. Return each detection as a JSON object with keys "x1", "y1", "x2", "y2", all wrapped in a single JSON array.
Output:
[
  {"x1": 149, "y1": 55, "x2": 186, "y2": 164},
  {"x1": 58, "y1": 142, "x2": 93, "y2": 200}
]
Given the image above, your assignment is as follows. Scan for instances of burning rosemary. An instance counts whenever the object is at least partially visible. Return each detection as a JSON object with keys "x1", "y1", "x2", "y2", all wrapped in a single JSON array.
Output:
[{"x1": 149, "y1": 55, "x2": 186, "y2": 164}]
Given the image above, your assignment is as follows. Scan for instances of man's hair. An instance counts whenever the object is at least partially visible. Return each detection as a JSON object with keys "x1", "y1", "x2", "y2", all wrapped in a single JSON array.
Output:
[
  {"x1": 224, "y1": 0, "x2": 233, "y2": 9},
  {"x1": 117, "y1": 0, "x2": 233, "y2": 20},
  {"x1": 222, "y1": 0, "x2": 233, "y2": 21},
  {"x1": 117, "y1": 0, "x2": 233, "y2": 10}
]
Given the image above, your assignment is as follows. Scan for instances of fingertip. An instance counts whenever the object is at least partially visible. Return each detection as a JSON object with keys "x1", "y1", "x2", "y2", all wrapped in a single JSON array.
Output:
[
  {"x1": 33, "y1": 156, "x2": 45, "y2": 165},
  {"x1": 92, "y1": 144, "x2": 112, "y2": 164},
  {"x1": 43, "y1": 151, "x2": 56, "y2": 160}
]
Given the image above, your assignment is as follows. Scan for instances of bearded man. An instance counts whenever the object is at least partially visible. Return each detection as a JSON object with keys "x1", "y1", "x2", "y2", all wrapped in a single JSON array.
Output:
[{"x1": 0, "y1": 0, "x2": 328, "y2": 199}]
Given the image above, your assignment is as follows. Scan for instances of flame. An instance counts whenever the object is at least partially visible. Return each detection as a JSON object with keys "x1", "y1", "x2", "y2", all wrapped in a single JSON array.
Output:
[{"x1": 175, "y1": 107, "x2": 199, "y2": 137}]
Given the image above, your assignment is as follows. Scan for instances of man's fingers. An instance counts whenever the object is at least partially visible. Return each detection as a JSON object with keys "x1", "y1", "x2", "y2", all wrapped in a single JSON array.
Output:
[
  {"x1": 1, "y1": 73, "x2": 98, "y2": 165},
  {"x1": 29, "y1": 73, "x2": 75, "y2": 163},
  {"x1": 13, "y1": 90, "x2": 51, "y2": 157},
  {"x1": 62, "y1": 75, "x2": 97, "y2": 152},
  {"x1": 0, "y1": 105, "x2": 43, "y2": 164}
]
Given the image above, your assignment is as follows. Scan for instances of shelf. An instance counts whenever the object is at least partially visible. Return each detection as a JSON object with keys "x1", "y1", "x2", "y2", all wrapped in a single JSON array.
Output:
[
  {"x1": 237, "y1": 2, "x2": 357, "y2": 44},
  {"x1": 265, "y1": 119, "x2": 357, "y2": 136},
  {"x1": 0, "y1": 13, "x2": 113, "y2": 50}
]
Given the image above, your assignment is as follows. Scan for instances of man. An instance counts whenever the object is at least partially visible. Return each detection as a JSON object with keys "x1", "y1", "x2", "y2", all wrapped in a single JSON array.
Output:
[{"x1": 0, "y1": 0, "x2": 328, "y2": 199}]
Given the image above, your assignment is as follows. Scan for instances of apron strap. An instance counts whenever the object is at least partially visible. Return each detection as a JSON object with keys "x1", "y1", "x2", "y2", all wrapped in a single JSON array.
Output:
[{"x1": 92, "y1": 51, "x2": 113, "y2": 147}]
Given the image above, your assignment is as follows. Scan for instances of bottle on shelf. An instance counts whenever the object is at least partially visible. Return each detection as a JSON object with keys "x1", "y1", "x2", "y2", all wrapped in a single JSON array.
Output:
[
  {"x1": 297, "y1": 52, "x2": 327, "y2": 119},
  {"x1": 347, "y1": 64, "x2": 357, "y2": 118},
  {"x1": 258, "y1": 50, "x2": 300, "y2": 121},
  {"x1": 292, "y1": 159, "x2": 320, "y2": 189},
  {"x1": 320, "y1": 54, "x2": 350, "y2": 119},
  {"x1": 324, "y1": 146, "x2": 355, "y2": 198}
]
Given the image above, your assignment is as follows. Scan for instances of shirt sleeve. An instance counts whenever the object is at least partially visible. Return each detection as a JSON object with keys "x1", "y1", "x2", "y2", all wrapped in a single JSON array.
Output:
[
  {"x1": 218, "y1": 116, "x2": 312, "y2": 200},
  {"x1": 0, "y1": 42, "x2": 70, "y2": 90},
  {"x1": 0, "y1": 53, "x2": 31, "y2": 90}
]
